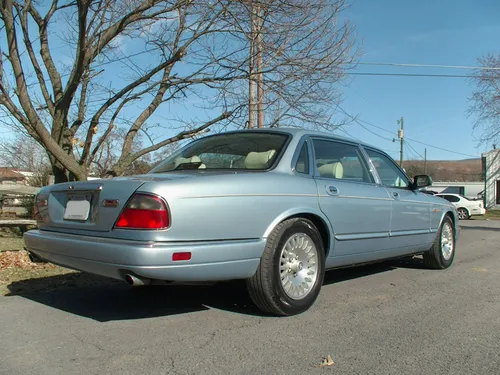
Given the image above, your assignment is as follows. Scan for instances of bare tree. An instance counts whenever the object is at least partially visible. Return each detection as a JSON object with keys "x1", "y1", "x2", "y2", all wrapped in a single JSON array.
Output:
[
  {"x1": 0, "y1": 0, "x2": 357, "y2": 182},
  {"x1": 0, "y1": 134, "x2": 52, "y2": 186},
  {"x1": 468, "y1": 53, "x2": 500, "y2": 146}
]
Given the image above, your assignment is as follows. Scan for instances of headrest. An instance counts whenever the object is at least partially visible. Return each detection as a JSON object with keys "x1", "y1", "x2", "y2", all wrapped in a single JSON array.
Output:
[
  {"x1": 244, "y1": 150, "x2": 276, "y2": 169},
  {"x1": 174, "y1": 155, "x2": 205, "y2": 169},
  {"x1": 317, "y1": 162, "x2": 343, "y2": 179}
]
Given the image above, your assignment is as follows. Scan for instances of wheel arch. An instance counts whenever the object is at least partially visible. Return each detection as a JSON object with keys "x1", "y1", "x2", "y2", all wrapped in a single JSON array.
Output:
[
  {"x1": 440, "y1": 209, "x2": 459, "y2": 240},
  {"x1": 263, "y1": 208, "x2": 333, "y2": 257}
]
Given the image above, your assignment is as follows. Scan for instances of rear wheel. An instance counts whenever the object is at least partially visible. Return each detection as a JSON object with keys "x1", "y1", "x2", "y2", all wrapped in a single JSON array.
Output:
[
  {"x1": 457, "y1": 208, "x2": 469, "y2": 220},
  {"x1": 423, "y1": 216, "x2": 455, "y2": 269},
  {"x1": 246, "y1": 218, "x2": 325, "y2": 316}
]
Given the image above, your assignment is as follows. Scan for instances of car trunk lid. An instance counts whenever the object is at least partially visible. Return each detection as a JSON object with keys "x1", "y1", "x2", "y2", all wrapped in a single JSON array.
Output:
[{"x1": 39, "y1": 179, "x2": 145, "y2": 232}]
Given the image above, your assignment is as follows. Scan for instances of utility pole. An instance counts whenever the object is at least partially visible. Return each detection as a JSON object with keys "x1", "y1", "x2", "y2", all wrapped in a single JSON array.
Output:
[
  {"x1": 424, "y1": 148, "x2": 427, "y2": 174},
  {"x1": 256, "y1": 4, "x2": 264, "y2": 128},
  {"x1": 397, "y1": 117, "x2": 404, "y2": 167},
  {"x1": 248, "y1": 2, "x2": 257, "y2": 129}
]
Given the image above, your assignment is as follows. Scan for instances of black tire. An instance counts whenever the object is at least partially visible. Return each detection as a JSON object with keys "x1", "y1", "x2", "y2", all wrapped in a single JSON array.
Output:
[
  {"x1": 457, "y1": 208, "x2": 470, "y2": 220},
  {"x1": 246, "y1": 217, "x2": 325, "y2": 316},
  {"x1": 423, "y1": 216, "x2": 455, "y2": 269}
]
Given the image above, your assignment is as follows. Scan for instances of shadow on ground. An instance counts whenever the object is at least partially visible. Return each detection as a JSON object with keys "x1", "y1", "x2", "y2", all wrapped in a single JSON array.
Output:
[
  {"x1": 6, "y1": 259, "x2": 423, "y2": 321},
  {"x1": 460, "y1": 225, "x2": 500, "y2": 232}
]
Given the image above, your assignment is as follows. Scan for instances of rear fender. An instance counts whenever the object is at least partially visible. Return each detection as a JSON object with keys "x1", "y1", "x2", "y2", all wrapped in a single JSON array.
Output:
[{"x1": 263, "y1": 207, "x2": 335, "y2": 256}]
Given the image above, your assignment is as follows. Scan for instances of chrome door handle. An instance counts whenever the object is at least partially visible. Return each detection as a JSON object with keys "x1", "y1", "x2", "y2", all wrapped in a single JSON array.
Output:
[
  {"x1": 326, "y1": 185, "x2": 339, "y2": 196},
  {"x1": 392, "y1": 192, "x2": 400, "y2": 199}
]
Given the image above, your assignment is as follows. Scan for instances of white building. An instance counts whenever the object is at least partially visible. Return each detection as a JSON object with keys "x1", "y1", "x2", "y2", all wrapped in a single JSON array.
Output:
[
  {"x1": 482, "y1": 148, "x2": 500, "y2": 209},
  {"x1": 425, "y1": 181, "x2": 484, "y2": 199}
]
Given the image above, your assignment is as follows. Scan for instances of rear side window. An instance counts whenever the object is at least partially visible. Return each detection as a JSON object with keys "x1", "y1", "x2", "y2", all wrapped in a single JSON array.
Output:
[
  {"x1": 440, "y1": 195, "x2": 460, "y2": 203},
  {"x1": 312, "y1": 139, "x2": 373, "y2": 183},
  {"x1": 442, "y1": 186, "x2": 465, "y2": 195},
  {"x1": 295, "y1": 142, "x2": 309, "y2": 174}
]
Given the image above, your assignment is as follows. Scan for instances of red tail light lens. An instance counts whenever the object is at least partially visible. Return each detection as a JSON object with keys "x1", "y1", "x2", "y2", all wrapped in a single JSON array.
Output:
[{"x1": 115, "y1": 193, "x2": 169, "y2": 229}]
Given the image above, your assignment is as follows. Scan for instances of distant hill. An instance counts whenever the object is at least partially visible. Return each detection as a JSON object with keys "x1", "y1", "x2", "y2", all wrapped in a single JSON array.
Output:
[{"x1": 403, "y1": 159, "x2": 482, "y2": 182}]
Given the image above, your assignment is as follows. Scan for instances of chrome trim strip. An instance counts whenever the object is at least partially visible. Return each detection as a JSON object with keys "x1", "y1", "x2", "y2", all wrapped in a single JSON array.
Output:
[
  {"x1": 319, "y1": 194, "x2": 392, "y2": 201},
  {"x1": 335, "y1": 232, "x2": 389, "y2": 241},
  {"x1": 179, "y1": 193, "x2": 318, "y2": 199},
  {"x1": 389, "y1": 229, "x2": 430, "y2": 237}
]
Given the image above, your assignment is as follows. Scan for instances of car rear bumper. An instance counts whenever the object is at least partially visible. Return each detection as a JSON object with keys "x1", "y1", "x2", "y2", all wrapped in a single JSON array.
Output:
[{"x1": 24, "y1": 230, "x2": 264, "y2": 282}]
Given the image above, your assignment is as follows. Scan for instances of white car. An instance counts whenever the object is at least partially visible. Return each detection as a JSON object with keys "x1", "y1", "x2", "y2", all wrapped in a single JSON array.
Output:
[{"x1": 436, "y1": 193, "x2": 486, "y2": 220}]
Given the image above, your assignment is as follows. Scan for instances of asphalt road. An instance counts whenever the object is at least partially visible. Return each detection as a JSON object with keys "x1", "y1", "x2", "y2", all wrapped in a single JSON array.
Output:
[{"x1": 1, "y1": 220, "x2": 499, "y2": 375}]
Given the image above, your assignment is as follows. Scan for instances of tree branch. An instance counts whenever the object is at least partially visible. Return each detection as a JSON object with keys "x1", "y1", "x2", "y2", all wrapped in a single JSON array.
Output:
[
  {"x1": 113, "y1": 110, "x2": 234, "y2": 175},
  {"x1": 17, "y1": 0, "x2": 55, "y2": 116},
  {"x1": 26, "y1": 1, "x2": 64, "y2": 102}
]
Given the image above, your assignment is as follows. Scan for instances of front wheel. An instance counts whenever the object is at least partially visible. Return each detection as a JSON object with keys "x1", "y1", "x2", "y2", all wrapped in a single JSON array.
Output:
[
  {"x1": 423, "y1": 216, "x2": 456, "y2": 269},
  {"x1": 246, "y1": 218, "x2": 325, "y2": 316}
]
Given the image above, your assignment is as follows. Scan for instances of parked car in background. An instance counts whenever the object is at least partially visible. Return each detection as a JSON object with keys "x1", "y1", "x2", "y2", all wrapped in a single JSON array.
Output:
[
  {"x1": 436, "y1": 193, "x2": 486, "y2": 220},
  {"x1": 24, "y1": 128, "x2": 460, "y2": 316}
]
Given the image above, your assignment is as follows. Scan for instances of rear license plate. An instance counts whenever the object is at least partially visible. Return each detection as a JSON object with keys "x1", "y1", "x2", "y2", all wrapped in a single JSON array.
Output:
[{"x1": 64, "y1": 194, "x2": 91, "y2": 221}]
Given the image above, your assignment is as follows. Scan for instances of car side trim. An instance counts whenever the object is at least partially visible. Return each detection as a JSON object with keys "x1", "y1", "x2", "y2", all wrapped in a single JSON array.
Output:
[
  {"x1": 178, "y1": 193, "x2": 318, "y2": 199},
  {"x1": 334, "y1": 232, "x2": 389, "y2": 241},
  {"x1": 318, "y1": 194, "x2": 392, "y2": 201},
  {"x1": 389, "y1": 229, "x2": 430, "y2": 237}
]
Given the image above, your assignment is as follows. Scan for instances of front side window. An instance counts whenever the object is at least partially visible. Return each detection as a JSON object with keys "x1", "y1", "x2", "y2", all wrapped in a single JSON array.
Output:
[
  {"x1": 312, "y1": 139, "x2": 373, "y2": 183},
  {"x1": 365, "y1": 149, "x2": 410, "y2": 188},
  {"x1": 150, "y1": 132, "x2": 289, "y2": 172}
]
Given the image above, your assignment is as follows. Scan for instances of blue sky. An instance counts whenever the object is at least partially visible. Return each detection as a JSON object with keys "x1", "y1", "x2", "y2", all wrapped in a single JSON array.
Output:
[
  {"x1": 1, "y1": 0, "x2": 499, "y2": 163},
  {"x1": 339, "y1": 0, "x2": 500, "y2": 160}
]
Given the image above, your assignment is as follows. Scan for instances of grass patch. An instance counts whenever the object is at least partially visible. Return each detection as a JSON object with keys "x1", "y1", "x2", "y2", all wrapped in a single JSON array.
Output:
[{"x1": 471, "y1": 210, "x2": 500, "y2": 220}]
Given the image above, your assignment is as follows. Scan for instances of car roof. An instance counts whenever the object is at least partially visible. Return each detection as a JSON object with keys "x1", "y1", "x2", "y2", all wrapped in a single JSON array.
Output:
[{"x1": 217, "y1": 127, "x2": 378, "y2": 150}]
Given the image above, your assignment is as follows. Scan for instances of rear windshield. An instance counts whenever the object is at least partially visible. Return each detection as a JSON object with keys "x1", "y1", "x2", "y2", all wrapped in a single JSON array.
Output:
[{"x1": 150, "y1": 132, "x2": 290, "y2": 173}]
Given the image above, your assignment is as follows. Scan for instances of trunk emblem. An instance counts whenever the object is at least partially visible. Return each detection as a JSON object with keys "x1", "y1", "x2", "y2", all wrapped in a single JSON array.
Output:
[{"x1": 102, "y1": 199, "x2": 119, "y2": 208}]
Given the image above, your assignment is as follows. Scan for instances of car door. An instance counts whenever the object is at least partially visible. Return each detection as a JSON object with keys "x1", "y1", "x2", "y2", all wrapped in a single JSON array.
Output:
[
  {"x1": 311, "y1": 138, "x2": 392, "y2": 262},
  {"x1": 362, "y1": 147, "x2": 432, "y2": 251}
]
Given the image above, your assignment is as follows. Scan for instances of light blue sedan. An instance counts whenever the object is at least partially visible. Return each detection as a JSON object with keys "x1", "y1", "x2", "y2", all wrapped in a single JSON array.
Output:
[{"x1": 25, "y1": 128, "x2": 460, "y2": 316}]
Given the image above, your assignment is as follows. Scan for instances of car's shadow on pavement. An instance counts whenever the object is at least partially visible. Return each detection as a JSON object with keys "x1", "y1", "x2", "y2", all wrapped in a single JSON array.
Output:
[
  {"x1": 6, "y1": 258, "x2": 422, "y2": 321},
  {"x1": 460, "y1": 225, "x2": 500, "y2": 232}
]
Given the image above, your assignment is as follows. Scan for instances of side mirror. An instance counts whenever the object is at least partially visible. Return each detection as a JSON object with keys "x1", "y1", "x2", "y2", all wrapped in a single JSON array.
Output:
[{"x1": 412, "y1": 175, "x2": 433, "y2": 189}]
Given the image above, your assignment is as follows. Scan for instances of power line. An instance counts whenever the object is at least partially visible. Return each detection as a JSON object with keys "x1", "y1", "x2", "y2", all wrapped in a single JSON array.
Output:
[
  {"x1": 352, "y1": 62, "x2": 500, "y2": 71},
  {"x1": 356, "y1": 118, "x2": 395, "y2": 135},
  {"x1": 404, "y1": 136, "x2": 479, "y2": 158},
  {"x1": 354, "y1": 118, "x2": 481, "y2": 159},
  {"x1": 405, "y1": 140, "x2": 425, "y2": 160},
  {"x1": 346, "y1": 72, "x2": 480, "y2": 78},
  {"x1": 355, "y1": 120, "x2": 394, "y2": 142}
]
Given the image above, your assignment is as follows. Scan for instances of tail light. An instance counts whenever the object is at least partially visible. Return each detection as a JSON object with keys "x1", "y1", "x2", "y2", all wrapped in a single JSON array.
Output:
[
  {"x1": 115, "y1": 193, "x2": 170, "y2": 229},
  {"x1": 34, "y1": 197, "x2": 47, "y2": 223}
]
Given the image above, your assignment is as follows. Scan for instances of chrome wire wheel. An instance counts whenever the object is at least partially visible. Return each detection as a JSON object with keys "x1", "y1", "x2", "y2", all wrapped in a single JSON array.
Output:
[
  {"x1": 279, "y1": 233, "x2": 318, "y2": 300},
  {"x1": 441, "y1": 222, "x2": 454, "y2": 260}
]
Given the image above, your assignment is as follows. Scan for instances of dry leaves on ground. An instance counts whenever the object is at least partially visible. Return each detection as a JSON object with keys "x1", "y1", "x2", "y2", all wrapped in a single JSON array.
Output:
[
  {"x1": 318, "y1": 355, "x2": 335, "y2": 368},
  {"x1": 0, "y1": 250, "x2": 49, "y2": 270}
]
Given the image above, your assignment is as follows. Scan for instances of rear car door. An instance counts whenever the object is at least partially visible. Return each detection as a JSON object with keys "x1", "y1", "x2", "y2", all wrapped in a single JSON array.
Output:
[
  {"x1": 362, "y1": 148, "x2": 432, "y2": 251},
  {"x1": 311, "y1": 138, "x2": 392, "y2": 258}
]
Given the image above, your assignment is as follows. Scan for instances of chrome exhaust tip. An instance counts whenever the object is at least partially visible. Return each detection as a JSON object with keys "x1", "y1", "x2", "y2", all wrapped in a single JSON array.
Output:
[{"x1": 124, "y1": 274, "x2": 151, "y2": 287}]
